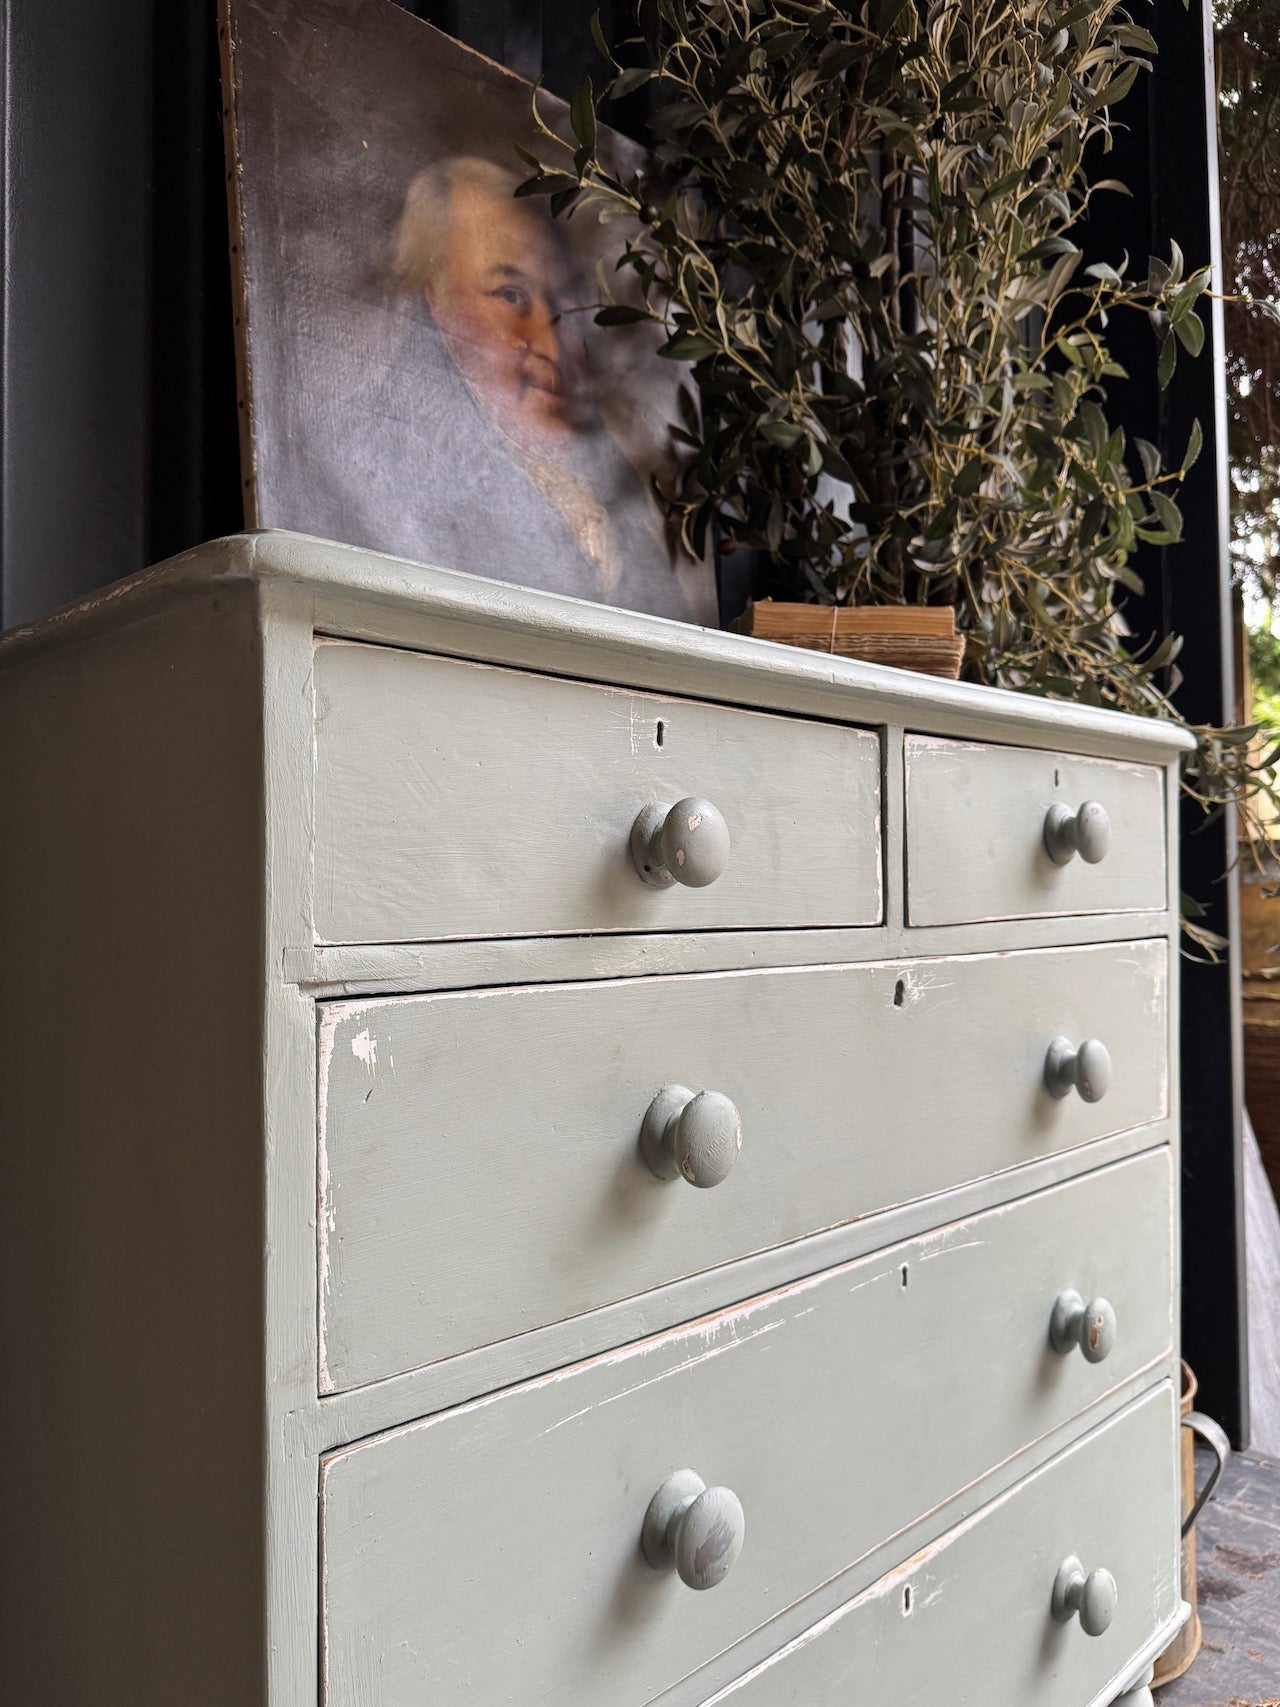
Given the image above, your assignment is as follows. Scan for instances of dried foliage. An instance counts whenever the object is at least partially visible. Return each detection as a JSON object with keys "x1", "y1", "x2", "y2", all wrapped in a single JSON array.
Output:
[{"x1": 521, "y1": 0, "x2": 1280, "y2": 903}]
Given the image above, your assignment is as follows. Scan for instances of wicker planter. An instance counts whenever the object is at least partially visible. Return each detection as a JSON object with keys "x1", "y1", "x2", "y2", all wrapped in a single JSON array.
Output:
[{"x1": 731, "y1": 601, "x2": 965, "y2": 679}]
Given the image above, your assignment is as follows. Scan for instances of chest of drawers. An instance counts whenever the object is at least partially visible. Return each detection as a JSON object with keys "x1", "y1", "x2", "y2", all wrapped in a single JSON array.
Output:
[{"x1": 0, "y1": 531, "x2": 1192, "y2": 1705}]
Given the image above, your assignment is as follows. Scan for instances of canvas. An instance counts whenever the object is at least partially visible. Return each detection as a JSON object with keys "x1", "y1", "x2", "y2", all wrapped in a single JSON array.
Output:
[{"x1": 221, "y1": 0, "x2": 717, "y2": 624}]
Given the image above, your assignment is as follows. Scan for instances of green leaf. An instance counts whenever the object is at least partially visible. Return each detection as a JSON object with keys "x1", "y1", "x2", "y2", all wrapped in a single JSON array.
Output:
[
  {"x1": 570, "y1": 77, "x2": 596, "y2": 153},
  {"x1": 594, "y1": 305, "x2": 652, "y2": 326},
  {"x1": 660, "y1": 331, "x2": 720, "y2": 361},
  {"x1": 1174, "y1": 311, "x2": 1205, "y2": 357},
  {"x1": 548, "y1": 187, "x2": 583, "y2": 218},
  {"x1": 951, "y1": 458, "x2": 986, "y2": 496},
  {"x1": 1146, "y1": 631, "x2": 1185, "y2": 671},
  {"x1": 760, "y1": 420, "x2": 807, "y2": 450},
  {"x1": 514, "y1": 171, "x2": 580, "y2": 199},
  {"x1": 1182, "y1": 418, "x2": 1204, "y2": 472},
  {"x1": 1150, "y1": 489, "x2": 1184, "y2": 542},
  {"x1": 1135, "y1": 438, "x2": 1161, "y2": 484},
  {"x1": 1085, "y1": 60, "x2": 1139, "y2": 114},
  {"x1": 1147, "y1": 254, "x2": 1172, "y2": 293},
  {"x1": 589, "y1": 12, "x2": 618, "y2": 70},
  {"x1": 610, "y1": 65, "x2": 655, "y2": 99},
  {"x1": 1157, "y1": 335, "x2": 1177, "y2": 388}
]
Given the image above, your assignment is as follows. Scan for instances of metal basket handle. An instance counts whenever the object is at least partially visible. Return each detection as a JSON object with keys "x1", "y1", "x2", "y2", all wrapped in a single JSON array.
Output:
[{"x1": 1182, "y1": 1410, "x2": 1231, "y2": 1537}]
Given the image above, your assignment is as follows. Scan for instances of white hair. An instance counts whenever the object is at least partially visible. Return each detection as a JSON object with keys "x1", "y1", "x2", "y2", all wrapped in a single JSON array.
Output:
[{"x1": 391, "y1": 155, "x2": 526, "y2": 293}]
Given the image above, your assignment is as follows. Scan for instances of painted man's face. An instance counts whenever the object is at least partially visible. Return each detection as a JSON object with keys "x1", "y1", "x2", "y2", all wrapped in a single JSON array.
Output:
[{"x1": 425, "y1": 181, "x2": 586, "y2": 448}]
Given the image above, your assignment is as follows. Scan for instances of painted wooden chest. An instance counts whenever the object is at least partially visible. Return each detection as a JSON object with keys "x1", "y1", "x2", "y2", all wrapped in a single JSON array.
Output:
[{"x1": 0, "y1": 531, "x2": 1192, "y2": 1703}]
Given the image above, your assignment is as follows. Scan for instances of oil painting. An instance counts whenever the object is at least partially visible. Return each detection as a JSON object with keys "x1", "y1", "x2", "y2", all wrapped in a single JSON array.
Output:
[{"x1": 221, "y1": 0, "x2": 716, "y2": 624}]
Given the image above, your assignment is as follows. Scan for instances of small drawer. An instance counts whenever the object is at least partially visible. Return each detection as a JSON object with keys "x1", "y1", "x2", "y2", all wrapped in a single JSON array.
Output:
[
  {"x1": 319, "y1": 940, "x2": 1168, "y2": 1393},
  {"x1": 320, "y1": 1153, "x2": 1174, "y2": 1707},
  {"x1": 904, "y1": 736, "x2": 1166, "y2": 925},
  {"x1": 707, "y1": 1382, "x2": 1180, "y2": 1706},
  {"x1": 311, "y1": 640, "x2": 882, "y2": 944}
]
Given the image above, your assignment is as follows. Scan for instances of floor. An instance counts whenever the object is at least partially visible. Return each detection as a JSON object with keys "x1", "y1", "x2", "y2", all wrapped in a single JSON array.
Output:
[
  {"x1": 1164, "y1": 1117, "x2": 1280, "y2": 1704},
  {"x1": 1159, "y1": 1448, "x2": 1280, "y2": 1706}
]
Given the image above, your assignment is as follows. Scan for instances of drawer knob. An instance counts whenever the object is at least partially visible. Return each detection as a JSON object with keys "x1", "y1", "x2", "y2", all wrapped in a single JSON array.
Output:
[
  {"x1": 1044, "y1": 1036, "x2": 1112, "y2": 1103},
  {"x1": 1050, "y1": 1290, "x2": 1118, "y2": 1363},
  {"x1": 1052, "y1": 1555, "x2": 1118, "y2": 1636},
  {"x1": 641, "y1": 1085, "x2": 742, "y2": 1188},
  {"x1": 642, "y1": 1469, "x2": 745, "y2": 1591},
  {"x1": 630, "y1": 798, "x2": 731, "y2": 889},
  {"x1": 1044, "y1": 800, "x2": 1112, "y2": 866}
]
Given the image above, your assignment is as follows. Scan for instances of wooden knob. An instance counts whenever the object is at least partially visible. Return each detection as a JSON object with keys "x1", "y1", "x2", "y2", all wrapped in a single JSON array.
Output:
[
  {"x1": 641, "y1": 1086, "x2": 742, "y2": 1188},
  {"x1": 631, "y1": 798, "x2": 730, "y2": 889},
  {"x1": 641, "y1": 1470, "x2": 745, "y2": 1591},
  {"x1": 1052, "y1": 1556, "x2": 1118, "y2": 1636},
  {"x1": 1050, "y1": 1290, "x2": 1118, "y2": 1363},
  {"x1": 1044, "y1": 800, "x2": 1111, "y2": 866},
  {"x1": 1044, "y1": 1036, "x2": 1111, "y2": 1103}
]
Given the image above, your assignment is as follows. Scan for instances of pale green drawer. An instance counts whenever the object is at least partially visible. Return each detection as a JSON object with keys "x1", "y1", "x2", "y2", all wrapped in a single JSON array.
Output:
[
  {"x1": 319, "y1": 1152, "x2": 1173, "y2": 1706},
  {"x1": 905, "y1": 736, "x2": 1166, "y2": 925},
  {"x1": 311, "y1": 639, "x2": 883, "y2": 944},
  {"x1": 319, "y1": 940, "x2": 1168, "y2": 1393}
]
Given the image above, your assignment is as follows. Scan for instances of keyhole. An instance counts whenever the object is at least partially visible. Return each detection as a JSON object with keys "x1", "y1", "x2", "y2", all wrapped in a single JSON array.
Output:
[
  {"x1": 655, "y1": 720, "x2": 665, "y2": 749},
  {"x1": 903, "y1": 1585, "x2": 913, "y2": 1615},
  {"x1": 893, "y1": 978, "x2": 906, "y2": 1008},
  {"x1": 1054, "y1": 768, "x2": 1061, "y2": 788},
  {"x1": 901, "y1": 1264, "x2": 910, "y2": 1290}
]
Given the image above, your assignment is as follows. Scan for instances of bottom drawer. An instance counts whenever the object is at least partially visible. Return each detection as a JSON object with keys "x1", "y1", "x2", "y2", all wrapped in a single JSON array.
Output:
[{"x1": 708, "y1": 1383, "x2": 1180, "y2": 1706}]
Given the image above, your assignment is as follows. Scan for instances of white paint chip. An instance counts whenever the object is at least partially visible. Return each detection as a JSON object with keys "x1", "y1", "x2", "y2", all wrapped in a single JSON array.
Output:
[{"x1": 350, "y1": 1029, "x2": 378, "y2": 1074}]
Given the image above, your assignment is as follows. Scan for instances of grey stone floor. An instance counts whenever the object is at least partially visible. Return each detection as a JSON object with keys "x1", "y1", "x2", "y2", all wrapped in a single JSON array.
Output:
[{"x1": 1158, "y1": 1448, "x2": 1280, "y2": 1706}]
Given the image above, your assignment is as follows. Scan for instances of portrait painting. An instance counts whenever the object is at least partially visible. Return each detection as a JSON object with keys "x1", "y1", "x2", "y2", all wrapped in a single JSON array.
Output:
[{"x1": 221, "y1": 0, "x2": 717, "y2": 624}]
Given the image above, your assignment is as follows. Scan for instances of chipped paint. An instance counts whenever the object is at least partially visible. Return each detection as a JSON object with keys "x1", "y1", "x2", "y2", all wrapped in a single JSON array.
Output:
[
  {"x1": 316, "y1": 1010, "x2": 340, "y2": 1395},
  {"x1": 698, "y1": 1381, "x2": 1177, "y2": 1702},
  {"x1": 891, "y1": 965, "x2": 952, "y2": 1007},
  {"x1": 350, "y1": 1028, "x2": 377, "y2": 1074},
  {"x1": 538, "y1": 1319, "x2": 782, "y2": 1437}
]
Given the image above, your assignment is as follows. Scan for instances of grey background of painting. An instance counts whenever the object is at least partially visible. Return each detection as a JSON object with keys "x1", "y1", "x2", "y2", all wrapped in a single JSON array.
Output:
[{"x1": 226, "y1": 0, "x2": 717, "y2": 621}]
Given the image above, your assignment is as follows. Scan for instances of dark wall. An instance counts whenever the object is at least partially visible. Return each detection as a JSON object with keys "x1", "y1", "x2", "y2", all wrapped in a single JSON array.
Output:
[
  {"x1": 0, "y1": 0, "x2": 240, "y2": 629},
  {"x1": 1081, "y1": 0, "x2": 1247, "y2": 1444}
]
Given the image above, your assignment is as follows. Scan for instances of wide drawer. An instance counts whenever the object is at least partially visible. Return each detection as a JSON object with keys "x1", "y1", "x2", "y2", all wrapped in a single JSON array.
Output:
[
  {"x1": 707, "y1": 1383, "x2": 1180, "y2": 1707},
  {"x1": 320, "y1": 1152, "x2": 1174, "y2": 1706},
  {"x1": 319, "y1": 939, "x2": 1168, "y2": 1392},
  {"x1": 904, "y1": 736, "x2": 1166, "y2": 925},
  {"x1": 311, "y1": 640, "x2": 882, "y2": 944}
]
